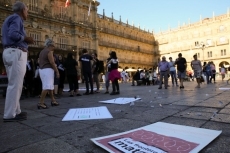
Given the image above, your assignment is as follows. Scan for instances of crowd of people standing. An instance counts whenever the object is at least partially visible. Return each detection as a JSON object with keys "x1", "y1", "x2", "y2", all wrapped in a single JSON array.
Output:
[
  {"x1": 1, "y1": 1, "x2": 123, "y2": 121},
  {"x1": 1, "y1": 1, "x2": 229, "y2": 123},
  {"x1": 131, "y1": 52, "x2": 225, "y2": 90},
  {"x1": 156, "y1": 53, "x2": 224, "y2": 90}
]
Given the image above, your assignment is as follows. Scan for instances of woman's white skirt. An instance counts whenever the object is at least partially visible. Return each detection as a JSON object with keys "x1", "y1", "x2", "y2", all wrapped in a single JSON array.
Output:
[{"x1": 39, "y1": 68, "x2": 54, "y2": 90}]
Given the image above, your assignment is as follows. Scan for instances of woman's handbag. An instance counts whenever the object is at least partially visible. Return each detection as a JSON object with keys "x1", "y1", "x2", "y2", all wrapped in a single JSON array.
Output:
[{"x1": 200, "y1": 75, "x2": 205, "y2": 82}]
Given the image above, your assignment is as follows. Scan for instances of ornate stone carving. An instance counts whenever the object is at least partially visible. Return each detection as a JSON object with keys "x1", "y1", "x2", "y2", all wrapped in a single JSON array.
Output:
[
  {"x1": 62, "y1": 27, "x2": 66, "y2": 34},
  {"x1": 32, "y1": 21, "x2": 38, "y2": 28}
]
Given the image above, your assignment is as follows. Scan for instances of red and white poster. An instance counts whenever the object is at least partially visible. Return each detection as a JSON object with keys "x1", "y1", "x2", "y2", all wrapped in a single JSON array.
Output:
[{"x1": 91, "y1": 122, "x2": 221, "y2": 153}]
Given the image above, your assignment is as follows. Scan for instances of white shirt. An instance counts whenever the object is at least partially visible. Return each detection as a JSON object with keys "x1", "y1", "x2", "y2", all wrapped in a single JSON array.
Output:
[
  {"x1": 121, "y1": 71, "x2": 126, "y2": 77},
  {"x1": 168, "y1": 61, "x2": 176, "y2": 71},
  {"x1": 221, "y1": 68, "x2": 226, "y2": 73},
  {"x1": 140, "y1": 72, "x2": 145, "y2": 79},
  {"x1": 153, "y1": 72, "x2": 157, "y2": 78}
]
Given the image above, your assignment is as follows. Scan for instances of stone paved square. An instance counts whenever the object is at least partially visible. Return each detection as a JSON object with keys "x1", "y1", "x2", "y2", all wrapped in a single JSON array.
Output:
[{"x1": 1, "y1": 81, "x2": 230, "y2": 153}]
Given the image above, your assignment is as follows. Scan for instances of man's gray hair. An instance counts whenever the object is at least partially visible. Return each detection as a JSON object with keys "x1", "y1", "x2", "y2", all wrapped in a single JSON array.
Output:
[
  {"x1": 12, "y1": 1, "x2": 26, "y2": 13},
  {"x1": 44, "y1": 38, "x2": 55, "y2": 47}
]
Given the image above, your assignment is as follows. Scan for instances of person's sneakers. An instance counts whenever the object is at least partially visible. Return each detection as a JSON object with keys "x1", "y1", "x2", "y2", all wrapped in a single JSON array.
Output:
[
  {"x1": 131, "y1": 84, "x2": 135, "y2": 86},
  {"x1": 104, "y1": 91, "x2": 109, "y2": 94},
  {"x1": 3, "y1": 114, "x2": 27, "y2": 122},
  {"x1": 89, "y1": 91, "x2": 94, "y2": 94},
  {"x1": 165, "y1": 87, "x2": 167, "y2": 89},
  {"x1": 158, "y1": 87, "x2": 162, "y2": 89},
  {"x1": 83, "y1": 92, "x2": 89, "y2": 95},
  {"x1": 116, "y1": 91, "x2": 120, "y2": 95}
]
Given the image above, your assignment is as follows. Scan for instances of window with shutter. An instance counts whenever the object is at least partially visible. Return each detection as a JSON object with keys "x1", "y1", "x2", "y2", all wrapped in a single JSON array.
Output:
[
  {"x1": 29, "y1": 32, "x2": 40, "y2": 47},
  {"x1": 59, "y1": 38, "x2": 67, "y2": 49},
  {"x1": 29, "y1": 0, "x2": 38, "y2": 12},
  {"x1": 82, "y1": 41, "x2": 90, "y2": 49},
  {"x1": 59, "y1": 6, "x2": 66, "y2": 19}
]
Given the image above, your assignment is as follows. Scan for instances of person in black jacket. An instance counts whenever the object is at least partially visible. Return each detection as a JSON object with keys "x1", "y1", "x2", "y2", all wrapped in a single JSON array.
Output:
[
  {"x1": 92, "y1": 53, "x2": 100, "y2": 93},
  {"x1": 131, "y1": 70, "x2": 140, "y2": 86},
  {"x1": 24, "y1": 54, "x2": 34, "y2": 97},
  {"x1": 33, "y1": 55, "x2": 42, "y2": 97},
  {"x1": 64, "y1": 53, "x2": 81, "y2": 97},
  {"x1": 57, "y1": 55, "x2": 65, "y2": 95}
]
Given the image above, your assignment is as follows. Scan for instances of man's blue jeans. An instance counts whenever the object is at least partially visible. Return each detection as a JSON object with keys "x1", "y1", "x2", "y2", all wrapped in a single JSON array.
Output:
[
  {"x1": 206, "y1": 71, "x2": 211, "y2": 84},
  {"x1": 170, "y1": 71, "x2": 178, "y2": 85}
]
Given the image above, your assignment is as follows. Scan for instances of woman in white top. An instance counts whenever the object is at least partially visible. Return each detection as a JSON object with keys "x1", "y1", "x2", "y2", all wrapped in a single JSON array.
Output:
[
  {"x1": 152, "y1": 70, "x2": 158, "y2": 85},
  {"x1": 220, "y1": 65, "x2": 226, "y2": 81}
]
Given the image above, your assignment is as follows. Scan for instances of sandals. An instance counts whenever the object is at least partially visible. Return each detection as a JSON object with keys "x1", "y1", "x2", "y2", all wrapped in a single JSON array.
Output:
[
  {"x1": 37, "y1": 103, "x2": 48, "y2": 109},
  {"x1": 51, "y1": 100, "x2": 59, "y2": 106}
]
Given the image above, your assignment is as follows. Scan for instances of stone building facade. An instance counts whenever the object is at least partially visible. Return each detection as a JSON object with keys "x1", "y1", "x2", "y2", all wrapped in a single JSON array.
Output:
[
  {"x1": 97, "y1": 11, "x2": 156, "y2": 70},
  {"x1": 0, "y1": 0, "x2": 157, "y2": 73},
  {"x1": 155, "y1": 11, "x2": 230, "y2": 71},
  {"x1": 0, "y1": 0, "x2": 99, "y2": 71}
]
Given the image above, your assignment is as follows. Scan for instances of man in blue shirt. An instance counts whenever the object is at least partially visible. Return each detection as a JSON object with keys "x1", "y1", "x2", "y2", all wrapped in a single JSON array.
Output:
[
  {"x1": 2, "y1": 1, "x2": 34, "y2": 122},
  {"x1": 158, "y1": 56, "x2": 170, "y2": 89}
]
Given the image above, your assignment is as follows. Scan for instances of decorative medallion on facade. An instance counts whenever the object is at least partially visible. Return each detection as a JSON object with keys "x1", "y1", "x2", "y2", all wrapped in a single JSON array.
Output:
[
  {"x1": 62, "y1": 27, "x2": 66, "y2": 34},
  {"x1": 32, "y1": 21, "x2": 38, "y2": 28}
]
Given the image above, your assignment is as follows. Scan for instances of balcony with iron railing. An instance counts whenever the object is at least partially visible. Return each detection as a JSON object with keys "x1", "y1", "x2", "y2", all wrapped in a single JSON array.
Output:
[
  {"x1": 27, "y1": 41, "x2": 77, "y2": 51},
  {"x1": 216, "y1": 39, "x2": 229, "y2": 46},
  {"x1": 0, "y1": 2, "x2": 95, "y2": 27},
  {"x1": 98, "y1": 27, "x2": 153, "y2": 44},
  {"x1": 97, "y1": 14, "x2": 153, "y2": 34},
  {"x1": 98, "y1": 40, "x2": 154, "y2": 54},
  {"x1": 0, "y1": 39, "x2": 77, "y2": 53},
  {"x1": 78, "y1": 48, "x2": 97, "y2": 55}
]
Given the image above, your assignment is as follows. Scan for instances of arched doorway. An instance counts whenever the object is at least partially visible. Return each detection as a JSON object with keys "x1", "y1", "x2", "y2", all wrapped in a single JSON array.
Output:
[{"x1": 219, "y1": 61, "x2": 229, "y2": 68}]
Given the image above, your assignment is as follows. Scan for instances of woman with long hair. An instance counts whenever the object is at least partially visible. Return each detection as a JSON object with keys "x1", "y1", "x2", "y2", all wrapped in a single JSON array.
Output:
[
  {"x1": 220, "y1": 65, "x2": 226, "y2": 81},
  {"x1": 33, "y1": 55, "x2": 42, "y2": 98},
  {"x1": 209, "y1": 61, "x2": 216, "y2": 83},
  {"x1": 107, "y1": 51, "x2": 121, "y2": 95},
  {"x1": 57, "y1": 55, "x2": 65, "y2": 95},
  {"x1": 38, "y1": 39, "x2": 59, "y2": 109},
  {"x1": 202, "y1": 62, "x2": 207, "y2": 83},
  {"x1": 64, "y1": 53, "x2": 81, "y2": 97},
  {"x1": 24, "y1": 53, "x2": 34, "y2": 97}
]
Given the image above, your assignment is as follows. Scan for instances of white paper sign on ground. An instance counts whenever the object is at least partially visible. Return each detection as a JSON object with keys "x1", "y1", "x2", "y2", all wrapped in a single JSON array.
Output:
[
  {"x1": 91, "y1": 122, "x2": 222, "y2": 153},
  {"x1": 99, "y1": 97, "x2": 141, "y2": 104},
  {"x1": 62, "y1": 106, "x2": 113, "y2": 121},
  {"x1": 219, "y1": 88, "x2": 230, "y2": 90}
]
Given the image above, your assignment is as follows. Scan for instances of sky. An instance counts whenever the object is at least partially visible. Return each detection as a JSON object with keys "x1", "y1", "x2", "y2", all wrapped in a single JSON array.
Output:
[{"x1": 97, "y1": 0, "x2": 230, "y2": 34}]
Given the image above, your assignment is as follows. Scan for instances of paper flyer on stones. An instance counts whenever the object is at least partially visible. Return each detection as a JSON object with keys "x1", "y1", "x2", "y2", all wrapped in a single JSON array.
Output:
[{"x1": 91, "y1": 122, "x2": 222, "y2": 153}]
